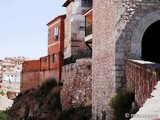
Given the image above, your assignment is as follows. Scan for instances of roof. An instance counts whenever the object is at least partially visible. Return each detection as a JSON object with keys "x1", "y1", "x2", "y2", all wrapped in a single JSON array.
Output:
[
  {"x1": 46, "y1": 14, "x2": 66, "y2": 26},
  {"x1": 62, "y1": 0, "x2": 74, "y2": 7},
  {"x1": 83, "y1": 8, "x2": 93, "y2": 16}
]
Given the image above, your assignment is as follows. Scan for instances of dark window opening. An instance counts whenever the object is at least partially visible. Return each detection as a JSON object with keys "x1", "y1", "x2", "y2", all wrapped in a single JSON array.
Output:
[
  {"x1": 52, "y1": 54, "x2": 56, "y2": 62},
  {"x1": 82, "y1": 0, "x2": 92, "y2": 7},
  {"x1": 142, "y1": 20, "x2": 160, "y2": 63}
]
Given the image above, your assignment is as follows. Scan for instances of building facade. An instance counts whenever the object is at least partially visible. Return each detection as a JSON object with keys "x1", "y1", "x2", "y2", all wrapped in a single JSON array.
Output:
[
  {"x1": 21, "y1": 15, "x2": 66, "y2": 81},
  {"x1": 63, "y1": 0, "x2": 92, "y2": 60},
  {"x1": 84, "y1": 8, "x2": 92, "y2": 50},
  {"x1": 0, "y1": 56, "x2": 28, "y2": 83},
  {"x1": 47, "y1": 15, "x2": 66, "y2": 80}
]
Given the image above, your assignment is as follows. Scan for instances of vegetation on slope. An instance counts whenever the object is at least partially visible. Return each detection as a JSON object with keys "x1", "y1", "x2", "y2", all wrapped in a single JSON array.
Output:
[
  {"x1": 0, "y1": 108, "x2": 10, "y2": 120},
  {"x1": 109, "y1": 90, "x2": 137, "y2": 120},
  {"x1": 7, "y1": 78, "x2": 91, "y2": 120}
]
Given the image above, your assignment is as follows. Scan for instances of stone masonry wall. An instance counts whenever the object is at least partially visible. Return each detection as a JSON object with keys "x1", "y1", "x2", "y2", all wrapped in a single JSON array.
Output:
[
  {"x1": 60, "y1": 58, "x2": 92, "y2": 110},
  {"x1": 20, "y1": 69, "x2": 59, "y2": 93},
  {"x1": 115, "y1": 0, "x2": 160, "y2": 89},
  {"x1": 93, "y1": 0, "x2": 160, "y2": 119},
  {"x1": 125, "y1": 59, "x2": 160, "y2": 107}
]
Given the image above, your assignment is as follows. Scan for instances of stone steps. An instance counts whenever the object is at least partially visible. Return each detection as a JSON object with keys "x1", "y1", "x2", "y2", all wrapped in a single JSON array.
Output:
[{"x1": 130, "y1": 81, "x2": 160, "y2": 120}]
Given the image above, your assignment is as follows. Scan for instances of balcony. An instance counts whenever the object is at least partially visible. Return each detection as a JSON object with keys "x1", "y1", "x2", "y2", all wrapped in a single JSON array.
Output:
[{"x1": 84, "y1": 9, "x2": 92, "y2": 42}]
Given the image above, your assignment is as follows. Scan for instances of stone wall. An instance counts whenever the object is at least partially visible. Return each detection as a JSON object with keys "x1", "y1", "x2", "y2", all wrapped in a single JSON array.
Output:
[
  {"x1": 92, "y1": 0, "x2": 160, "y2": 118},
  {"x1": 20, "y1": 69, "x2": 59, "y2": 93},
  {"x1": 125, "y1": 59, "x2": 160, "y2": 107},
  {"x1": 115, "y1": 0, "x2": 160, "y2": 88},
  {"x1": 60, "y1": 58, "x2": 92, "y2": 110}
]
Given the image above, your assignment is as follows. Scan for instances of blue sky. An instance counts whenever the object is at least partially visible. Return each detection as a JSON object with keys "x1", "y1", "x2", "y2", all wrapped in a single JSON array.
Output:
[{"x1": 0, "y1": 0, "x2": 66, "y2": 59}]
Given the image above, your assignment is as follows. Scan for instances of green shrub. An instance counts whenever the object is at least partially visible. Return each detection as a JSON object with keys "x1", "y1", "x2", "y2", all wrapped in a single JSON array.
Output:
[
  {"x1": 58, "y1": 106, "x2": 92, "y2": 120},
  {"x1": 109, "y1": 90, "x2": 135, "y2": 120},
  {"x1": 0, "y1": 108, "x2": 10, "y2": 120},
  {"x1": 101, "y1": 110, "x2": 107, "y2": 120},
  {"x1": 96, "y1": 115, "x2": 100, "y2": 120},
  {"x1": 38, "y1": 78, "x2": 57, "y2": 95},
  {"x1": 0, "y1": 90, "x2": 5, "y2": 96}
]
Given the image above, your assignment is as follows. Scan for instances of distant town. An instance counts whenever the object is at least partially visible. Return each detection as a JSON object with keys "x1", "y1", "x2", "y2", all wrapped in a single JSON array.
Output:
[{"x1": 0, "y1": 56, "x2": 29, "y2": 83}]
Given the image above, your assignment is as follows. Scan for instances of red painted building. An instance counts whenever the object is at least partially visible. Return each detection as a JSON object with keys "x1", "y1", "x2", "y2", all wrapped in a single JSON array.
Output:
[
  {"x1": 47, "y1": 14, "x2": 66, "y2": 80},
  {"x1": 22, "y1": 15, "x2": 66, "y2": 81}
]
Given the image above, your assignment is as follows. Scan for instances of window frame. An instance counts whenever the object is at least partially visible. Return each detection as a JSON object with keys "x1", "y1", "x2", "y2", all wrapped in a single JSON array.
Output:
[
  {"x1": 54, "y1": 27, "x2": 59, "y2": 40},
  {"x1": 52, "y1": 54, "x2": 56, "y2": 62}
]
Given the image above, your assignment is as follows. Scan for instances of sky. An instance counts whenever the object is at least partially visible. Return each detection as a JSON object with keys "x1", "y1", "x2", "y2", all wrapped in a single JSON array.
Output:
[{"x1": 0, "y1": 0, "x2": 66, "y2": 59}]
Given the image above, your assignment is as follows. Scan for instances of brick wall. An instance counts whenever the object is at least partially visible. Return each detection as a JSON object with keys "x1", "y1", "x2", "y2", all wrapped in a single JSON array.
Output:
[
  {"x1": 21, "y1": 15, "x2": 65, "y2": 93},
  {"x1": 40, "y1": 55, "x2": 50, "y2": 71},
  {"x1": 22, "y1": 60, "x2": 40, "y2": 72},
  {"x1": 92, "y1": 0, "x2": 160, "y2": 118},
  {"x1": 92, "y1": 0, "x2": 116, "y2": 118},
  {"x1": 20, "y1": 69, "x2": 59, "y2": 93},
  {"x1": 47, "y1": 15, "x2": 65, "y2": 80},
  {"x1": 125, "y1": 59, "x2": 160, "y2": 107}
]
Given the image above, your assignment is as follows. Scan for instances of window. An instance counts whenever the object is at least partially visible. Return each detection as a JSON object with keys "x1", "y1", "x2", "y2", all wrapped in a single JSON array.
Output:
[
  {"x1": 52, "y1": 54, "x2": 56, "y2": 62},
  {"x1": 44, "y1": 58, "x2": 47, "y2": 63},
  {"x1": 54, "y1": 27, "x2": 59, "y2": 40},
  {"x1": 48, "y1": 30, "x2": 50, "y2": 39},
  {"x1": 82, "y1": 0, "x2": 92, "y2": 7}
]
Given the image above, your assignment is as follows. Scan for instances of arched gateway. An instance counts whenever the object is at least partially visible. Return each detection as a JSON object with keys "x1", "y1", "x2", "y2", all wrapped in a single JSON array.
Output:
[{"x1": 142, "y1": 20, "x2": 160, "y2": 63}]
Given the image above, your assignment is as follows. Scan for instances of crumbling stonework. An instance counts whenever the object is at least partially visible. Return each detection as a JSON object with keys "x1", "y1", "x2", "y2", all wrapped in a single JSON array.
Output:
[{"x1": 60, "y1": 58, "x2": 92, "y2": 110}]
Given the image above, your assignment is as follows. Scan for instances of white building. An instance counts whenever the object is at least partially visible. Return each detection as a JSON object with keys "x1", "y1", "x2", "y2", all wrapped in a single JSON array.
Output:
[
  {"x1": 0, "y1": 56, "x2": 29, "y2": 83},
  {"x1": 3, "y1": 72, "x2": 20, "y2": 82}
]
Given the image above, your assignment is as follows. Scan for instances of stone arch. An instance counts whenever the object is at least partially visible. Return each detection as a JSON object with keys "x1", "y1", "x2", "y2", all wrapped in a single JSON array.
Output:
[
  {"x1": 115, "y1": 10, "x2": 160, "y2": 90},
  {"x1": 131, "y1": 10, "x2": 160, "y2": 60}
]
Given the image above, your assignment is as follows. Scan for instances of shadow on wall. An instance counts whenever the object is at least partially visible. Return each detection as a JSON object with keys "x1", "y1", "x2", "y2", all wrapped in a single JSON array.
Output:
[{"x1": 63, "y1": 48, "x2": 92, "y2": 65}]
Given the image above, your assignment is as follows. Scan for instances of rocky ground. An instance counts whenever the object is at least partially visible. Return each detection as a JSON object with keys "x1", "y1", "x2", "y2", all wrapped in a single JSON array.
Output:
[
  {"x1": 0, "y1": 81, "x2": 20, "y2": 110},
  {"x1": 7, "y1": 79, "x2": 92, "y2": 120}
]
